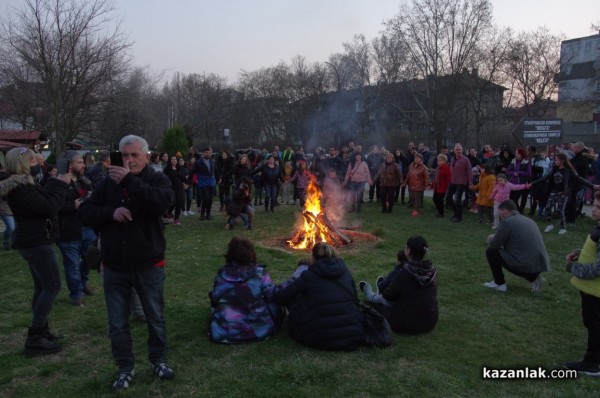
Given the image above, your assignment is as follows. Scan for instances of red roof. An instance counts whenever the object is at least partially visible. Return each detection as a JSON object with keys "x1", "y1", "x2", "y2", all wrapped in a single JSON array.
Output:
[{"x1": 0, "y1": 130, "x2": 41, "y2": 140}]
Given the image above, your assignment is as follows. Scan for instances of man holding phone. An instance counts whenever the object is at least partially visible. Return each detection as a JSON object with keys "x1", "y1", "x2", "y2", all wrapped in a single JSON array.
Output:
[{"x1": 80, "y1": 135, "x2": 175, "y2": 390}]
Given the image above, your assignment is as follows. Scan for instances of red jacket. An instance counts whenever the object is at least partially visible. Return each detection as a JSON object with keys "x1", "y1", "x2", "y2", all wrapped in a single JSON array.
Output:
[{"x1": 433, "y1": 163, "x2": 451, "y2": 193}]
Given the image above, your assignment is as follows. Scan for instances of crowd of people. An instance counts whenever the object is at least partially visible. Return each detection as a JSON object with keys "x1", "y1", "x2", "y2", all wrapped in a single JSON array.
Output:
[{"x1": 2, "y1": 135, "x2": 600, "y2": 390}]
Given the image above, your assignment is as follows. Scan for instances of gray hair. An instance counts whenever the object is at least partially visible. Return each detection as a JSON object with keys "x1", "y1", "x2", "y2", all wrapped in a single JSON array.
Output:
[{"x1": 119, "y1": 135, "x2": 149, "y2": 153}]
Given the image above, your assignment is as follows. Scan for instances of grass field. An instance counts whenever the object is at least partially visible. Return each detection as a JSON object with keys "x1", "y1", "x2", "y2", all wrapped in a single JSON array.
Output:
[{"x1": 1, "y1": 198, "x2": 599, "y2": 397}]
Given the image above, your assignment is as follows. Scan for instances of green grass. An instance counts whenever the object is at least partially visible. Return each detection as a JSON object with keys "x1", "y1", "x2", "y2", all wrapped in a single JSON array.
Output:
[{"x1": 1, "y1": 201, "x2": 600, "y2": 397}]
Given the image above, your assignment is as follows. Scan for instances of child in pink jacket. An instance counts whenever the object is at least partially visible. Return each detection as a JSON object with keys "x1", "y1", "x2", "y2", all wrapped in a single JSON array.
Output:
[{"x1": 489, "y1": 173, "x2": 529, "y2": 229}]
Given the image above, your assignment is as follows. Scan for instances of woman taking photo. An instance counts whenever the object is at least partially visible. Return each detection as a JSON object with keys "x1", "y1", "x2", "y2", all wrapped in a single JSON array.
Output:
[{"x1": 0, "y1": 147, "x2": 70, "y2": 356}]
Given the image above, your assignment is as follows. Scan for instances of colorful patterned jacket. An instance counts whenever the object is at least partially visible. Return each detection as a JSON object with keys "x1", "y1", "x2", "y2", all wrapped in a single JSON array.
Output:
[{"x1": 208, "y1": 263, "x2": 282, "y2": 343}]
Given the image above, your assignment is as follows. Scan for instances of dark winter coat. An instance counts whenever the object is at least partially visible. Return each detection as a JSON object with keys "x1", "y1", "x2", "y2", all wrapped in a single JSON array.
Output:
[
  {"x1": 79, "y1": 165, "x2": 174, "y2": 272},
  {"x1": 380, "y1": 260, "x2": 438, "y2": 334},
  {"x1": 0, "y1": 173, "x2": 68, "y2": 249},
  {"x1": 272, "y1": 257, "x2": 364, "y2": 351},
  {"x1": 56, "y1": 177, "x2": 93, "y2": 241}
]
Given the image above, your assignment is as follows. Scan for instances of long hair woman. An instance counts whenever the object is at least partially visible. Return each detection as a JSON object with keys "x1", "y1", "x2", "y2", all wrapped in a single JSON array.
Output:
[{"x1": 0, "y1": 147, "x2": 71, "y2": 356}]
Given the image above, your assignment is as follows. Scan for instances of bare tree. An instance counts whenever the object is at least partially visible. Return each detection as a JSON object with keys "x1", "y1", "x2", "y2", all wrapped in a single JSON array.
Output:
[
  {"x1": 502, "y1": 27, "x2": 563, "y2": 118},
  {"x1": 0, "y1": 0, "x2": 131, "y2": 158},
  {"x1": 383, "y1": 0, "x2": 494, "y2": 148},
  {"x1": 163, "y1": 72, "x2": 230, "y2": 147}
]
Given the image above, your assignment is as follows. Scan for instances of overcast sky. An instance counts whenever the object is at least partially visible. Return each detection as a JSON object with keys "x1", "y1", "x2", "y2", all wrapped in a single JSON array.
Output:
[{"x1": 3, "y1": 0, "x2": 599, "y2": 83}]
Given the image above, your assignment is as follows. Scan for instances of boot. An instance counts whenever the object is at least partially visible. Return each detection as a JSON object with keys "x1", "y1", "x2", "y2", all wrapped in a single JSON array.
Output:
[
  {"x1": 25, "y1": 327, "x2": 62, "y2": 357},
  {"x1": 43, "y1": 321, "x2": 64, "y2": 342}
]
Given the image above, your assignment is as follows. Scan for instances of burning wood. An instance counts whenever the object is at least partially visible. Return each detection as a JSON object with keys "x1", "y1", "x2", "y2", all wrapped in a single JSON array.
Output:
[{"x1": 287, "y1": 176, "x2": 353, "y2": 250}]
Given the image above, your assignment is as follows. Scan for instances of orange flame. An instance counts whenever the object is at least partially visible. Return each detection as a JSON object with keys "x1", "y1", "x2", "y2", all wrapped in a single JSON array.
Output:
[{"x1": 287, "y1": 174, "x2": 335, "y2": 250}]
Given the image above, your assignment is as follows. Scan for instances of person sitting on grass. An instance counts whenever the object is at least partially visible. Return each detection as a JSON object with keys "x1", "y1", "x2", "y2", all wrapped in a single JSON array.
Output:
[
  {"x1": 562, "y1": 191, "x2": 600, "y2": 377},
  {"x1": 272, "y1": 242, "x2": 364, "y2": 351},
  {"x1": 359, "y1": 236, "x2": 438, "y2": 334},
  {"x1": 208, "y1": 237, "x2": 282, "y2": 343}
]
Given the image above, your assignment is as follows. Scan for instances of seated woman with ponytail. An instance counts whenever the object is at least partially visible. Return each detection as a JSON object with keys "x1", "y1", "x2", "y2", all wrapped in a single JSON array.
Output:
[{"x1": 359, "y1": 236, "x2": 438, "y2": 334}]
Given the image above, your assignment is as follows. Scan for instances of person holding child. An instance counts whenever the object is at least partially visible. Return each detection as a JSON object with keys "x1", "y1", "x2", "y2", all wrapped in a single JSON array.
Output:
[
  {"x1": 272, "y1": 242, "x2": 364, "y2": 351},
  {"x1": 359, "y1": 236, "x2": 438, "y2": 334},
  {"x1": 208, "y1": 237, "x2": 282, "y2": 343}
]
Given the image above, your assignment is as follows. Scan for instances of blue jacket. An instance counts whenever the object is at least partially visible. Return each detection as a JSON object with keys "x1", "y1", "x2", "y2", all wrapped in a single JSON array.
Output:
[{"x1": 192, "y1": 158, "x2": 217, "y2": 188}]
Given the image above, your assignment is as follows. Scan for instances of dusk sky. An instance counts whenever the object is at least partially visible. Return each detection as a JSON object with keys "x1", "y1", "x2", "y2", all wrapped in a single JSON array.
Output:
[{"x1": 2, "y1": 0, "x2": 599, "y2": 83}]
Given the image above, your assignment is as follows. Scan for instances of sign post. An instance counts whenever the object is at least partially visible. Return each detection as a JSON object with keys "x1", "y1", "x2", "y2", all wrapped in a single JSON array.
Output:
[{"x1": 518, "y1": 118, "x2": 562, "y2": 146}]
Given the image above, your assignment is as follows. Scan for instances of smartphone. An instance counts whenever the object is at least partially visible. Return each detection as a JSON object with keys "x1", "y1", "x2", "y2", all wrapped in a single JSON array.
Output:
[{"x1": 110, "y1": 151, "x2": 123, "y2": 167}]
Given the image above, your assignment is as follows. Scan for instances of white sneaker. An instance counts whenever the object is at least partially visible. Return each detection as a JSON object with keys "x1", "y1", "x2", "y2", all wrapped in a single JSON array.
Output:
[
  {"x1": 531, "y1": 275, "x2": 548, "y2": 293},
  {"x1": 188, "y1": 209, "x2": 195, "y2": 215},
  {"x1": 558, "y1": 228, "x2": 567, "y2": 235},
  {"x1": 483, "y1": 281, "x2": 507, "y2": 292},
  {"x1": 182, "y1": 211, "x2": 188, "y2": 216},
  {"x1": 544, "y1": 225, "x2": 554, "y2": 233}
]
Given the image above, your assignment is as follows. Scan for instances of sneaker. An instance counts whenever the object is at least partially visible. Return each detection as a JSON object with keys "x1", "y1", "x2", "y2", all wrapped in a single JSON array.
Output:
[
  {"x1": 411, "y1": 210, "x2": 419, "y2": 217},
  {"x1": 188, "y1": 209, "x2": 195, "y2": 215},
  {"x1": 224, "y1": 223, "x2": 231, "y2": 230},
  {"x1": 482, "y1": 281, "x2": 507, "y2": 292},
  {"x1": 544, "y1": 224, "x2": 554, "y2": 233},
  {"x1": 113, "y1": 369, "x2": 135, "y2": 390},
  {"x1": 531, "y1": 275, "x2": 548, "y2": 292},
  {"x1": 491, "y1": 225, "x2": 498, "y2": 230},
  {"x1": 173, "y1": 220, "x2": 181, "y2": 225},
  {"x1": 182, "y1": 211, "x2": 188, "y2": 216},
  {"x1": 375, "y1": 276, "x2": 385, "y2": 294},
  {"x1": 153, "y1": 362, "x2": 175, "y2": 381},
  {"x1": 358, "y1": 281, "x2": 375, "y2": 301},
  {"x1": 558, "y1": 228, "x2": 567, "y2": 235},
  {"x1": 563, "y1": 361, "x2": 600, "y2": 377}
]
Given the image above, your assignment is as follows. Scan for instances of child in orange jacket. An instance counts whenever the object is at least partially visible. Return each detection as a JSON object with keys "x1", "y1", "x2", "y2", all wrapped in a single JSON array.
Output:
[{"x1": 471, "y1": 163, "x2": 496, "y2": 224}]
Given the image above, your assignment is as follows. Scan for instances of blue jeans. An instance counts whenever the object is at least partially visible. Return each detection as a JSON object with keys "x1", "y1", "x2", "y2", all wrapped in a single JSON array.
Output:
[
  {"x1": 1, "y1": 214, "x2": 15, "y2": 245},
  {"x1": 104, "y1": 266, "x2": 168, "y2": 370},
  {"x1": 264, "y1": 184, "x2": 278, "y2": 210},
  {"x1": 57, "y1": 240, "x2": 85, "y2": 299},
  {"x1": 18, "y1": 244, "x2": 61, "y2": 328},
  {"x1": 80, "y1": 227, "x2": 97, "y2": 287}
]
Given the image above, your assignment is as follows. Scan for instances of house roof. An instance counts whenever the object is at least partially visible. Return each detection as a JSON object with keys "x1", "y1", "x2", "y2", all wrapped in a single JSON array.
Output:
[{"x1": 0, "y1": 130, "x2": 41, "y2": 141}]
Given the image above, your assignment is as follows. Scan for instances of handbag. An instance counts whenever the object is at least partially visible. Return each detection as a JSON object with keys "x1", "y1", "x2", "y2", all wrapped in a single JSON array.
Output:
[
  {"x1": 359, "y1": 303, "x2": 394, "y2": 348},
  {"x1": 331, "y1": 277, "x2": 394, "y2": 348}
]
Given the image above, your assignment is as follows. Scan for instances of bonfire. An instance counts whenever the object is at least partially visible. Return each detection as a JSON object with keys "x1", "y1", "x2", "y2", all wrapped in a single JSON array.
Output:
[{"x1": 287, "y1": 175, "x2": 352, "y2": 250}]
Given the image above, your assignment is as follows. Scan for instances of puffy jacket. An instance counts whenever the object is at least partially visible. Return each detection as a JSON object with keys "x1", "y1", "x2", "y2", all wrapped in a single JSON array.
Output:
[
  {"x1": 0, "y1": 173, "x2": 68, "y2": 249},
  {"x1": 208, "y1": 263, "x2": 282, "y2": 343},
  {"x1": 79, "y1": 166, "x2": 174, "y2": 272},
  {"x1": 381, "y1": 260, "x2": 438, "y2": 334},
  {"x1": 473, "y1": 172, "x2": 496, "y2": 207},
  {"x1": 272, "y1": 257, "x2": 364, "y2": 351},
  {"x1": 375, "y1": 161, "x2": 402, "y2": 187}
]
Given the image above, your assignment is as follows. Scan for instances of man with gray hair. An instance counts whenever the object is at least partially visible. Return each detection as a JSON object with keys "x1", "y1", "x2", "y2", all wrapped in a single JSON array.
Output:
[{"x1": 80, "y1": 135, "x2": 175, "y2": 390}]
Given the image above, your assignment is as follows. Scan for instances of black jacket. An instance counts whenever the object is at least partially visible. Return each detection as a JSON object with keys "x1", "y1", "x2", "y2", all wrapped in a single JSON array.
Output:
[
  {"x1": 56, "y1": 177, "x2": 92, "y2": 241},
  {"x1": 0, "y1": 173, "x2": 68, "y2": 249},
  {"x1": 381, "y1": 260, "x2": 438, "y2": 334},
  {"x1": 272, "y1": 257, "x2": 364, "y2": 350},
  {"x1": 79, "y1": 166, "x2": 174, "y2": 272}
]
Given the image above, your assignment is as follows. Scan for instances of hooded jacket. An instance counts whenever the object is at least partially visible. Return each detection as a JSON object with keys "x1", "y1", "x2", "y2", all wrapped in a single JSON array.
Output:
[
  {"x1": 0, "y1": 173, "x2": 68, "y2": 249},
  {"x1": 78, "y1": 165, "x2": 173, "y2": 272},
  {"x1": 208, "y1": 263, "x2": 282, "y2": 343},
  {"x1": 381, "y1": 259, "x2": 438, "y2": 334},
  {"x1": 272, "y1": 257, "x2": 364, "y2": 350}
]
